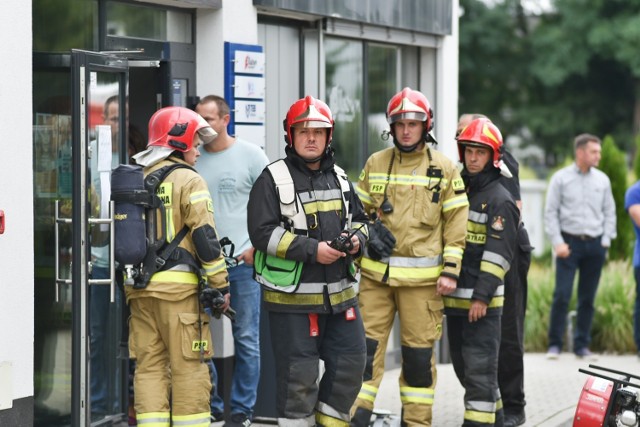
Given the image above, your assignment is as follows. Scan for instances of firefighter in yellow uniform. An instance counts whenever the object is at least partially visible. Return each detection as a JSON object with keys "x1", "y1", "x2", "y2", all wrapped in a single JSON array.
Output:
[
  {"x1": 127, "y1": 107, "x2": 229, "y2": 427},
  {"x1": 350, "y1": 88, "x2": 469, "y2": 427}
]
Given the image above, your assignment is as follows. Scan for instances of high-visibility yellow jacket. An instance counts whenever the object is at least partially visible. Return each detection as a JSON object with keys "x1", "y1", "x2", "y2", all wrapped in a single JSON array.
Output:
[
  {"x1": 356, "y1": 146, "x2": 468, "y2": 286},
  {"x1": 125, "y1": 158, "x2": 228, "y2": 302}
]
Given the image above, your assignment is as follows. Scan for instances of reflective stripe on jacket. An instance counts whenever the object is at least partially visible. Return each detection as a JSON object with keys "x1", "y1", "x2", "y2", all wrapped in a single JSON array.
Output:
[
  {"x1": 126, "y1": 158, "x2": 228, "y2": 302},
  {"x1": 248, "y1": 152, "x2": 369, "y2": 313},
  {"x1": 356, "y1": 146, "x2": 468, "y2": 286},
  {"x1": 444, "y1": 171, "x2": 519, "y2": 316}
]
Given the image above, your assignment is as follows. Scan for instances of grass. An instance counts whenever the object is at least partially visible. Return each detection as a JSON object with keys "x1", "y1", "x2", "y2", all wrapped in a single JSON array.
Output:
[{"x1": 524, "y1": 258, "x2": 637, "y2": 353}]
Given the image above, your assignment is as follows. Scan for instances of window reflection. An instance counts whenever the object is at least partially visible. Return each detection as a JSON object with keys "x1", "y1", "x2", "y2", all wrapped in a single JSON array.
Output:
[{"x1": 325, "y1": 38, "x2": 363, "y2": 180}]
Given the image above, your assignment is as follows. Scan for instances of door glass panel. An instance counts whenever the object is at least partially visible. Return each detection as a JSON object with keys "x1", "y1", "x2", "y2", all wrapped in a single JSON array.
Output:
[
  {"x1": 325, "y1": 37, "x2": 363, "y2": 180},
  {"x1": 33, "y1": 59, "x2": 128, "y2": 426},
  {"x1": 33, "y1": 69, "x2": 74, "y2": 426},
  {"x1": 86, "y1": 70, "x2": 126, "y2": 422}
]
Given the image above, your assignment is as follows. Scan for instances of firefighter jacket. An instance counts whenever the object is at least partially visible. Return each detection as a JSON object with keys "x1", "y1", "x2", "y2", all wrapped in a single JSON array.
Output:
[
  {"x1": 247, "y1": 147, "x2": 369, "y2": 314},
  {"x1": 443, "y1": 167, "x2": 519, "y2": 317},
  {"x1": 125, "y1": 158, "x2": 229, "y2": 303},
  {"x1": 355, "y1": 145, "x2": 469, "y2": 286}
]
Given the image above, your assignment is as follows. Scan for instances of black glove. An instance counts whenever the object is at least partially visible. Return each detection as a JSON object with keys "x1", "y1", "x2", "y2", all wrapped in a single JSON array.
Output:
[
  {"x1": 368, "y1": 220, "x2": 396, "y2": 260},
  {"x1": 200, "y1": 288, "x2": 236, "y2": 321}
]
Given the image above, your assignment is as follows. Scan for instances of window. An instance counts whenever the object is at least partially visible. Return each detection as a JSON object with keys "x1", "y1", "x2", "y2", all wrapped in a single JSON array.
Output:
[{"x1": 324, "y1": 37, "x2": 418, "y2": 179}]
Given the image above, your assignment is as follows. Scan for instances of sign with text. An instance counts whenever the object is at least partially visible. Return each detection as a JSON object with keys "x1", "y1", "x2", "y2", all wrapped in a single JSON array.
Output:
[
  {"x1": 233, "y1": 50, "x2": 265, "y2": 75},
  {"x1": 225, "y1": 42, "x2": 265, "y2": 147},
  {"x1": 234, "y1": 75, "x2": 265, "y2": 99},
  {"x1": 234, "y1": 100, "x2": 265, "y2": 123}
]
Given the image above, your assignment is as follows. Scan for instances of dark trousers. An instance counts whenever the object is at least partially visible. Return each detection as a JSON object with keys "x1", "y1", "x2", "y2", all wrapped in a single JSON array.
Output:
[
  {"x1": 548, "y1": 234, "x2": 606, "y2": 351},
  {"x1": 498, "y1": 225, "x2": 532, "y2": 415},
  {"x1": 269, "y1": 309, "x2": 366, "y2": 422},
  {"x1": 448, "y1": 315, "x2": 503, "y2": 427}
]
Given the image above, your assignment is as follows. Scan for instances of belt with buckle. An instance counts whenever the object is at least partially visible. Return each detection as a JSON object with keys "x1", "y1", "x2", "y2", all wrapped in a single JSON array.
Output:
[{"x1": 562, "y1": 232, "x2": 597, "y2": 241}]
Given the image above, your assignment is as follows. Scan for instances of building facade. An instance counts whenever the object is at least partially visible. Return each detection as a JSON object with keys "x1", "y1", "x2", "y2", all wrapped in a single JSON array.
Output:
[{"x1": 0, "y1": 0, "x2": 459, "y2": 425}]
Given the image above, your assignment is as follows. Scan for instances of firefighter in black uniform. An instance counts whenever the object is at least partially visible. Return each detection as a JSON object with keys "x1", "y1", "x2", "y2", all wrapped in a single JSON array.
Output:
[
  {"x1": 444, "y1": 117, "x2": 519, "y2": 427},
  {"x1": 247, "y1": 96, "x2": 368, "y2": 426},
  {"x1": 457, "y1": 114, "x2": 533, "y2": 427}
]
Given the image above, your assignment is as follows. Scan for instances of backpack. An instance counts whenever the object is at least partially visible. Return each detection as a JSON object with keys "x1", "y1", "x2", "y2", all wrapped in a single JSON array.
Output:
[{"x1": 111, "y1": 163, "x2": 200, "y2": 289}]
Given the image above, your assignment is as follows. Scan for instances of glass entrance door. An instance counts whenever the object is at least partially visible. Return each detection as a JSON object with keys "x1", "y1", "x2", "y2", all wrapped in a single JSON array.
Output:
[
  {"x1": 71, "y1": 50, "x2": 129, "y2": 427},
  {"x1": 32, "y1": 50, "x2": 129, "y2": 427}
]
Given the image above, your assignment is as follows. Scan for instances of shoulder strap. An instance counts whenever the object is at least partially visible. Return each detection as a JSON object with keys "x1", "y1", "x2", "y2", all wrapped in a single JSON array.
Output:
[
  {"x1": 135, "y1": 163, "x2": 199, "y2": 288},
  {"x1": 332, "y1": 164, "x2": 352, "y2": 228},
  {"x1": 266, "y1": 160, "x2": 308, "y2": 233}
]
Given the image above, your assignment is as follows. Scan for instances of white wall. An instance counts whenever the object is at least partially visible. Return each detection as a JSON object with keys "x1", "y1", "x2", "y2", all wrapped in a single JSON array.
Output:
[
  {"x1": 436, "y1": 0, "x2": 460, "y2": 163},
  {"x1": 195, "y1": 0, "x2": 258, "y2": 97},
  {"x1": 0, "y1": 0, "x2": 34, "y2": 408},
  {"x1": 521, "y1": 179, "x2": 548, "y2": 257}
]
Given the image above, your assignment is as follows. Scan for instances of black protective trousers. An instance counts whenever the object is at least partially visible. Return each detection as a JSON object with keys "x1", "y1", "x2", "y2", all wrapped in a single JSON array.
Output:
[
  {"x1": 269, "y1": 309, "x2": 366, "y2": 426},
  {"x1": 498, "y1": 224, "x2": 533, "y2": 415},
  {"x1": 448, "y1": 314, "x2": 503, "y2": 427}
]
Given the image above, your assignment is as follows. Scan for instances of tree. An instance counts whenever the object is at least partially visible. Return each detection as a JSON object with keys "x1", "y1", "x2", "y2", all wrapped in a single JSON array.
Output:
[
  {"x1": 459, "y1": 0, "x2": 532, "y2": 138},
  {"x1": 528, "y1": 0, "x2": 640, "y2": 161},
  {"x1": 459, "y1": 0, "x2": 640, "y2": 168}
]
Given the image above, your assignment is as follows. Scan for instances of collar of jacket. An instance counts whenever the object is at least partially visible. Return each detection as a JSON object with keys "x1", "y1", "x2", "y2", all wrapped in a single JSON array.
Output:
[
  {"x1": 462, "y1": 165, "x2": 501, "y2": 193},
  {"x1": 285, "y1": 146, "x2": 337, "y2": 174}
]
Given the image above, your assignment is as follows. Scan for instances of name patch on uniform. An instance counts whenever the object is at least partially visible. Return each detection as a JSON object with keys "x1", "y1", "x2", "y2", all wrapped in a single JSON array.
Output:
[
  {"x1": 491, "y1": 216, "x2": 505, "y2": 231},
  {"x1": 358, "y1": 169, "x2": 366, "y2": 181},
  {"x1": 157, "y1": 182, "x2": 173, "y2": 207},
  {"x1": 207, "y1": 200, "x2": 214, "y2": 213},
  {"x1": 452, "y1": 178, "x2": 465, "y2": 191},
  {"x1": 370, "y1": 183, "x2": 385, "y2": 194},
  {"x1": 192, "y1": 340, "x2": 209, "y2": 352}
]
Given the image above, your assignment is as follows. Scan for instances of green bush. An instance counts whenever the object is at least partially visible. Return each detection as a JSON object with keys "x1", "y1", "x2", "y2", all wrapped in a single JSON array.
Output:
[
  {"x1": 524, "y1": 259, "x2": 636, "y2": 354},
  {"x1": 599, "y1": 135, "x2": 632, "y2": 260}
]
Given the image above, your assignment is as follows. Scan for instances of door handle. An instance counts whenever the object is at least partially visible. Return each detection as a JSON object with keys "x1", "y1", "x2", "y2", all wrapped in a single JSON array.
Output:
[
  {"x1": 55, "y1": 200, "x2": 73, "y2": 303},
  {"x1": 88, "y1": 200, "x2": 116, "y2": 303}
]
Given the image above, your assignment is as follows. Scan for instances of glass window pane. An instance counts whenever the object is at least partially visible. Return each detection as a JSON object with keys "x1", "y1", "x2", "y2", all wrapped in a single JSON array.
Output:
[
  {"x1": 325, "y1": 37, "x2": 363, "y2": 180},
  {"x1": 367, "y1": 44, "x2": 398, "y2": 156},
  {"x1": 106, "y1": 1, "x2": 192, "y2": 43},
  {"x1": 33, "y1": 0, "x2": 98, "y2": 52}
]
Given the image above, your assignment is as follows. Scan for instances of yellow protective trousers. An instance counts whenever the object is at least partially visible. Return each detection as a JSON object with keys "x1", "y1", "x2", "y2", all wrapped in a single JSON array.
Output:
[
  {"x1": 128, "y1": 295, "x2": 212, "y2": 427},
  {"x1": 352, "y1": 277, "x2": 444, "y2": 427}
]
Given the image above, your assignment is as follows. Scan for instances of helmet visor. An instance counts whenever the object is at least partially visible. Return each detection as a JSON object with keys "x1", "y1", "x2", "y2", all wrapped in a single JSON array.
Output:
[
  {"x1": 197, "y1": 126, "x2": 218, "y2": 145},
  {"x1": 388, "y1": 111, "x2": 427, "y2": 124},
  {"x1": 292, "y1": 120, "x2": 332, "y2": 129}
]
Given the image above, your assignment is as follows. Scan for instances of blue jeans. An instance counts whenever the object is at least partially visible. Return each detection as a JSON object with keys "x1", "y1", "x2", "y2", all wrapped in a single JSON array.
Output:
[
  {"x1": 634, "y1": 267, "x2": 640, "y2": 350},
  {"x1": 210, "y1": 263, "x2": 261, "y2": 417},
  {"x1": 89, "y1": 266, "x2": 122, "y2": 415},
  {"x1": 548, "y1": 235, "x2": 606, "y2": 351}
]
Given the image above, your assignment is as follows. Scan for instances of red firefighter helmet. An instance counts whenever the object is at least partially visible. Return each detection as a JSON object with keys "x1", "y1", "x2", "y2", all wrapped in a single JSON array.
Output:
[
  {"x1": 386, "y1": 87, "x2": 434, "y2": 134},
  {"x1": 283, "y1": 96, "x2": 334, "y2": 147},
  {"x1": 147, "y1": 106, "x2": 216, "y2": 152},
  {"x1": 456, "y1": 117, "x2": 504, "y2": 168}
]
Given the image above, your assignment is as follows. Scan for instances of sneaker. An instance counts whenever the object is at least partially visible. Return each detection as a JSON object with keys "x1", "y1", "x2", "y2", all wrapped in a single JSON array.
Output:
[
  {"x1": 575, "y1": 348, "x2": 597, "y2": 360},
  {"x1": 546, "y1": 345, "x2": 561, "y2": 360},
  {"x1": 224, "y1": 413, "x2": 252, "y2": 427}
]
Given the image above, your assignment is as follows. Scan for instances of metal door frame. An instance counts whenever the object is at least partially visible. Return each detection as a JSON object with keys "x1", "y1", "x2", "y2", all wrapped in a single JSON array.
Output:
[{"x1": 70, "y1": 49, "x2": 128, "y2": 427}]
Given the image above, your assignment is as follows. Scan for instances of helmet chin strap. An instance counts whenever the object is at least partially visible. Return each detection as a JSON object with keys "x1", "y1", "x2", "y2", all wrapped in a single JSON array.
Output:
[{"x1": 393, "y1": 136, "x2": 422, "y2": 153}]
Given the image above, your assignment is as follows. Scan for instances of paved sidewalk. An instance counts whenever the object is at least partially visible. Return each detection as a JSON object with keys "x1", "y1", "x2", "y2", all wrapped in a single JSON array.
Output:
[
  {"x1": 243, "y1": 352, "x2": 640, "y2": 427},
  {"x1": 376, "y1": 352, "x2": 640, "y2": 427}
]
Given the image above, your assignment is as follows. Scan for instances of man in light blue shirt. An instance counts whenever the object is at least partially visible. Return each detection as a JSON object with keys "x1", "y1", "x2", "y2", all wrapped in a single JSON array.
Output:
[
  {"x1": 196, "y1": 95, "x2": 269, "y2": 427},
  {"x1": 544, "y1": 133, "x2": 616, "y2": 360}
]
